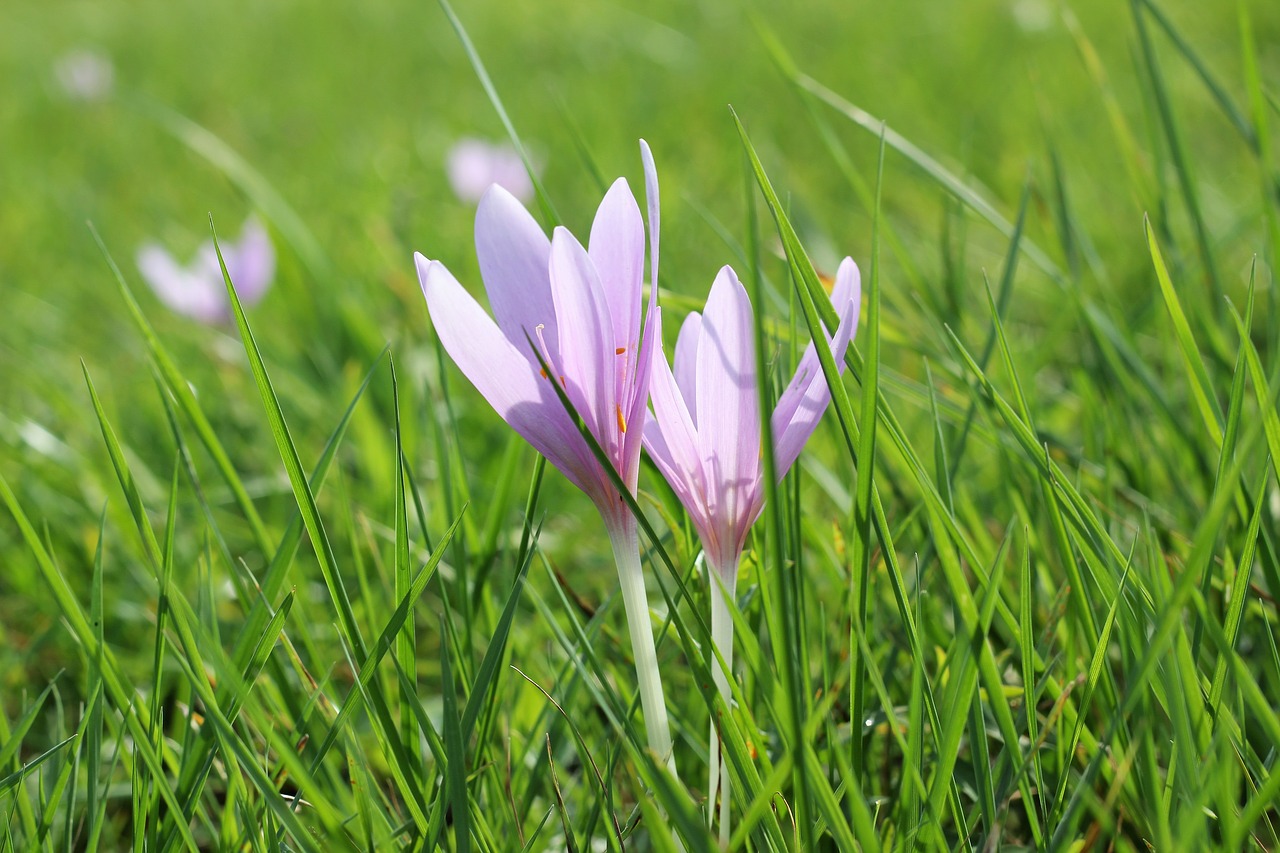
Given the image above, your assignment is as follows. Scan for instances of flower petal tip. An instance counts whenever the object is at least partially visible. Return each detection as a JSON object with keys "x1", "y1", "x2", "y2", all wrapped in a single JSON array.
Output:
[
  {"x1": 415, "y1": 254, "x2": 454, "y2": 304},
  {"x1": 413, "y1": 251, "x2": 434, "y2": 281}
]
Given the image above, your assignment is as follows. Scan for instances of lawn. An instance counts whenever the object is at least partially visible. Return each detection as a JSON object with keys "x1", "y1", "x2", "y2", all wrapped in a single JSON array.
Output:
[{"x1": 2, "y1": 0, "x2": 1279, "y2": 849}]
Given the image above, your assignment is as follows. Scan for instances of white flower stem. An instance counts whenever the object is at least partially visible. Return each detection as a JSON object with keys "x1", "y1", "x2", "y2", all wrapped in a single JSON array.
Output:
[
  {"x1": 708, "y1": 554, "x2": 738, "y2": 848},
  {"x1": 607, "y1": 517, "x2": 678, "y2": 780}
]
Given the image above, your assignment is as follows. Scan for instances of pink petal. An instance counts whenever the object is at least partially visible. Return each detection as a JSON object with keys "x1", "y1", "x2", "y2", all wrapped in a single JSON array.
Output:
[
  {"x1": 416, "y1": 253, "x2": 597, "y2": 493},
  {"x1": 447, "y1": 139, "x2": 534, "y2": 204},
  {"x1": 446, "y1": 139, "x2": 496, "y2": 203},
  {"x1": 642, "y1": 317, "x2": 704, "y2": 510},
  {"x1": 639, "y1": 139, "x2": 660, "y2": 296},
  {"x1": 771, "y1": 257, "x2": 862, "y2": 476},
  {"x1": 621, "y1": 300, "x2": 660, "y2": 486},
  {"x1": 228, "y1": 218, "x2": 275, "y2": 305},
  {"x1": 136, "y1": 244, "x2": 226, "y2": 323},
  {"x1": 695, "y1": 266, "x2": 761, "y2": 530},
  {"x1": 673, "y1": 311, "x2": 701, "y2": 426},
  {"x1": 548, "y1": 228, "x2": 618, "y2": 454},
  {"x1": 475, "y1": 186, "x2": 558, "y2": 362},
  {"x1": 643, "y1": 412, "x2": 706, "y2": 531},
  {"x1": 588, "y1": 178, "x2": 644, "y2": 358}
]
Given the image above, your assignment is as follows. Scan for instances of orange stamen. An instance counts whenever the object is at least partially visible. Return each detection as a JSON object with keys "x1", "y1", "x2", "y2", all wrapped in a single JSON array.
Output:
[
  {"x1": 616, "y1": 404, "x2": 627, "y2": 433},
  {"x1": 615, "y1": 346, "x2": 626, "y2": 355}
]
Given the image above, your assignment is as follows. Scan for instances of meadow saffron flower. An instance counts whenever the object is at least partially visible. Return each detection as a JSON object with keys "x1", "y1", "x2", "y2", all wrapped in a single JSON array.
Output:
[
  {"x1": 416, "y1": 141, "x2": 678, "y2": 776},
  {"x1": 643, "y1": 258, "x2": 860, "y2": 839},
  {"x1": 446, "y1": 137, "x2": 535, "y2": 204},
  {"x1": 136, "y1": 218, "x2": 274, "y2": 324}
]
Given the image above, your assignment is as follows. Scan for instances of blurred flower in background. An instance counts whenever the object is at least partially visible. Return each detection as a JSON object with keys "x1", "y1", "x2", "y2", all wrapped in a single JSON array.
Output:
[
  {"x1": 1010, "y1": 0, "x2": 1054, "y2": 32},
  {"x1": 446, "y1": 137, "x2": 534, "y2": 204},
  {"x1": 53, "y1": 49, "x2": 115, "y2": 101},
  {"x1": 136, "y1": 218, "x2": 275, "y2": 324}
]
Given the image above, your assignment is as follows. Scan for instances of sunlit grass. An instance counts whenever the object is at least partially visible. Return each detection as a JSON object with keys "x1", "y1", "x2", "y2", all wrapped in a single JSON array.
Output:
[{"x1": 3, "y1": 0, "x2": 1280, "y2": 850}]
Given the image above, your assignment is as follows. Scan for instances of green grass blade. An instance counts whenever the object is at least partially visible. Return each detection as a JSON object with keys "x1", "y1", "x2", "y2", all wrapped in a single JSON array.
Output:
[
  {"x1": 88, "y1": 223, "x2": 275, "y2": 556},
  {"x1": 0, "y1": 737, "x2": 77, "y2": 795},
  {"x1": 306, "y1": 510, "x2": 464, "y2": 773},
  {"x1": 162, "y1": 347, "x2": 387, "y2": 847},
  {"x1": 786, "y1": 73, "x2": 1064, "y2": 284},
  {"x1": 1131, "y1": 0, "x2": 1222, "y2": 309},
  {"x1": 460, "y1": 547, "x2": 533, "y2": 739},
  {"x1": 849, "y1": 129, "x2": 884, "y2": 788},
  {"x1": 83, "y1": 509, "x2": 108, "y2": 853},
  {"x1": 436, "y1": 0, "x2": 560, "y2": 227},
  {"x1": 1136, "y1": 0, "x2": 1256, "y2": 150},
  {"x1": 211, "y1": 218, "x2": 366, "y2": 657},
  {"x1": 166, "y1": 651, "x2": 324, "y2": 852},
  {"x1": 438, "y1": 615, "x2": 472, "y2": 853},
  {"x1": 0, "y1": 685, "x2": 55, "y2": 771},
  {"x1": 389, "y1": 357, "x2": 419, "y2": 779},
  {"x1": 1145, "y1": 215, "x2": 1224, "y2": 444},
  {"x1": 212, "y1": 220, "x2": 439, "y2": 828},
  {"x1": 0, "y1": 476, "x2": 201, "y2": 851}
]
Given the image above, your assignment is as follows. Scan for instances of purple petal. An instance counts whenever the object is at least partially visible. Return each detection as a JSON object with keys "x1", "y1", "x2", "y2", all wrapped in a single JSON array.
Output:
[
  {"x1": 621, "y1": 299, "x2": 660, "y2": 486},
  {"x1": 227, "y1": 218, "x2": 275, "y2": 305},
  {"x1": 447, "y1": 139, "x2": 534, "y2": 204},
  {"x1": 673, "y1": 311, "x2": 701, "y2": 426},
  {"x1": 548, "y1": 228, "x2": 618, "y2": 454},
  {"x1": 416, "y1": 253, "x2": 598, "y2": 492},
  {"x1": 642, "y1": 315, "x2": 703, "y2": 510},
  {"x1": 639, "y1": 139, "x2": 660, "y2": 296},
  {"x1": 695, "y1": 266, "x2": 761, "y2": 529},
  {"x1": 771, "y1": 257, "x2": 862, "y2": 476},
  {"x1": 446, "y1": 139, "x2": 495, "y2": 203},
  {"x1": 588, "y1": 178, "x2": 644, "y2": 357},
  {"x1": 136, "y1": 243, "x2": 226, "y2": 323},
  {"x1": 475, "y1": 186, "x2": 558, "y2": 362},
  {"x1": 643, "y1": 412, "x2": 706, "y2": 530}
]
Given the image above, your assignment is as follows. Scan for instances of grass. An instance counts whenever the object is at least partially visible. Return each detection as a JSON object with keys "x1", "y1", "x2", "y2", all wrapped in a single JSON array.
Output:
[{"x1": 3, "y1": 0, "x2": 1280, "y2": 849}]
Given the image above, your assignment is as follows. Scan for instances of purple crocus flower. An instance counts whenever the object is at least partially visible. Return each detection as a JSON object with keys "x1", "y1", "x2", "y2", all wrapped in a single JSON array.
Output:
[
  {"x1": 446, "y1": 138, "x2": 535, "y2": 204},
  {"x1": 416, "y1": 141, "x2": 679, "y2": 777},
  {"x1": 136, "y1": 218, "x2": 274, "y2": 324},
  {"x1": 643, "y1": 258, "x2": 860, "y2": 838}
]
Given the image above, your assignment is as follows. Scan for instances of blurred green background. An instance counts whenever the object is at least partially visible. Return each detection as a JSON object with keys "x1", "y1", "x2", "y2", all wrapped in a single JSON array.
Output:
[
  {"x1": 2, "y1": 0, "x2": 1280, "y2": 847},
  {"x1": 4, "y1": 0, "x2": 1271, "y2": 376},
  {"x1": 2, "y1": 0, "x2": 1276, "y2": 679}
]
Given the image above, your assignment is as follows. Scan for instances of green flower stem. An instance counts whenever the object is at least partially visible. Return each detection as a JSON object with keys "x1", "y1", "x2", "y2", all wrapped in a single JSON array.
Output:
[
  {"x1": 707, "y1": 555, "x2": 737, "y2": 847},
  {"x1": 607, "y1": 515, "x2": 678, "y2": 780}
]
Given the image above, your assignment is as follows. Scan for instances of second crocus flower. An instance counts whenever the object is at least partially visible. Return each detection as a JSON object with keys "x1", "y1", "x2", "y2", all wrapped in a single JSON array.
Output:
[{"x1": 643, "y1": 259, "x2": 861, "y2": 841}]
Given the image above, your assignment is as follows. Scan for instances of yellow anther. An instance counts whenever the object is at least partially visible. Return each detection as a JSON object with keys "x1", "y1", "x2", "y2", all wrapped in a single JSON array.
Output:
[{"x1": 616, "y1": 404, "x2": 628, "y2": 433}]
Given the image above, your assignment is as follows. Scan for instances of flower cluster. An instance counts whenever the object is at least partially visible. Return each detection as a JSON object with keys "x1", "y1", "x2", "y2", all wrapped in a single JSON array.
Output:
[{"x1": 414, "y1": 140, "x2": 862, "y2": 841}]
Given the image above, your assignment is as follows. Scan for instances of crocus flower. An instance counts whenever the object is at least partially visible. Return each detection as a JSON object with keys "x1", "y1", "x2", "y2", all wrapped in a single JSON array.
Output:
[
  {"x1": 643, "y1": 258, "x2": 860, "y2": 840},
  {"x1": 446, "y1": 137, "x2": 535, "y2": 204},
  {"x1": 136, "y1": 218, "x2": 275, "y2": 324},
  {"x1": 416, "y1": 141, "x2": 678, "y2": 777}
]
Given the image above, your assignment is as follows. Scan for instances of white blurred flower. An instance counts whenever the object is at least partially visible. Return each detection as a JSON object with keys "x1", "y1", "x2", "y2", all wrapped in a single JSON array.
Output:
[
  {"x1": 1011, "y1": 0, "x2": 1054, "y2": 32},
  {"x1": 136, "y1": 218, "x2": 275, "y2": 324},
  {"x1": 54, "y1": 49, "x2": 115, "y2": 101},
  {"x1": 446, "y1": 137, "x2": 535, "y2": 204}
]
